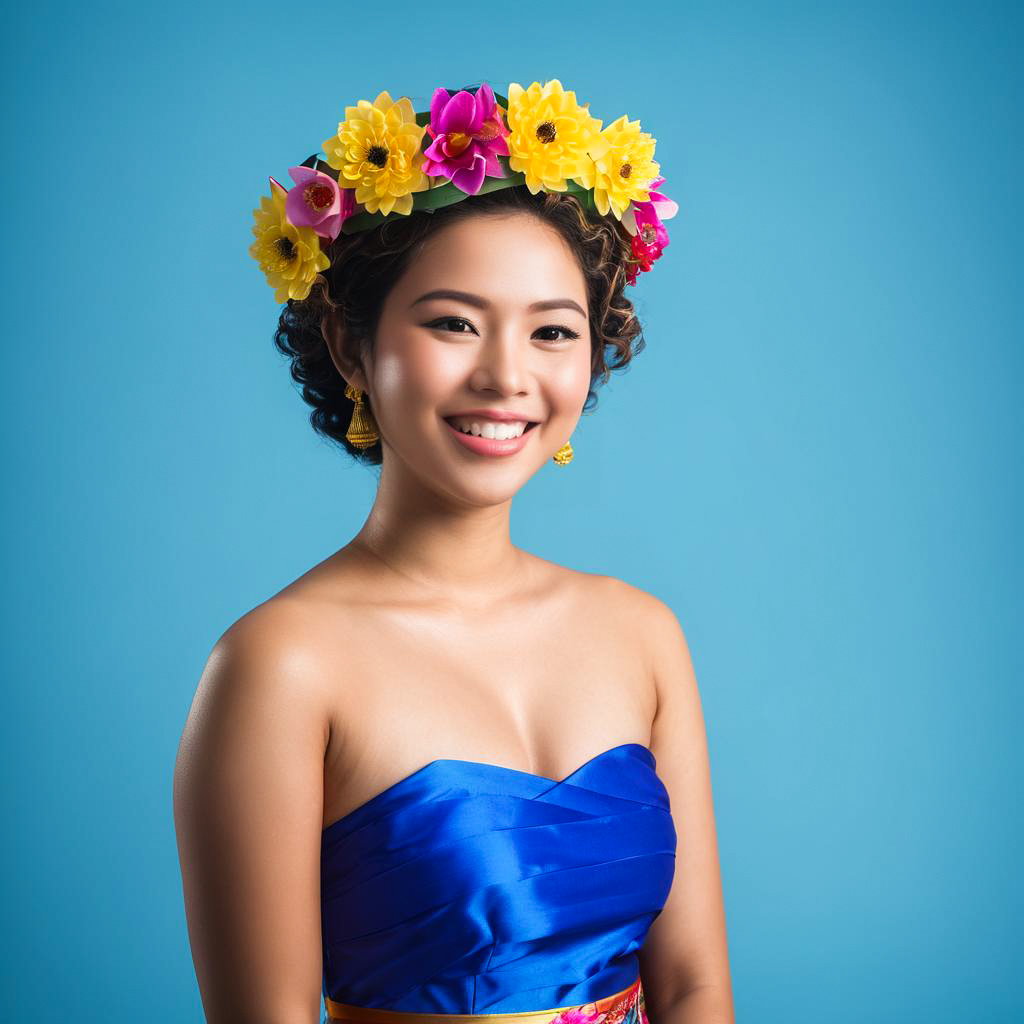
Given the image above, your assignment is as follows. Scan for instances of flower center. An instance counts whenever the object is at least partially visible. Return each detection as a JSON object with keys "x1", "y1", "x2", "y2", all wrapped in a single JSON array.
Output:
[
  {"x1": 476, "y1": 118, "x2": 500, "y2": 142},
  {"x1": 366, "y1": 144, "x2": 389, "y2": 168},
  {"x1": 535, "y1": 120, "x2": 556, "y2": 144},
  {"x1": 446, "y1": 131, "x2": 471, "y2": 155},
  {"x1": 620, "y1": 163, "x2": 633, "y2": 179},
  {"x1": 275, "y1": 236, "x2": 297, "y2": 261},
  {"x1": 640, "y1": 225, "x2": 657, "y2": 245},
  {"x1": 304, "y1": 182, "x2": 335, "y2": 212}
]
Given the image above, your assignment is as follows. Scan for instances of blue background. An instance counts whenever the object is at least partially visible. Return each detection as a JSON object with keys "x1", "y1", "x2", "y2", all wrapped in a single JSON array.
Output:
[{"x1": 2, "y1": 1, "x2": 1019, "y2": 1021}]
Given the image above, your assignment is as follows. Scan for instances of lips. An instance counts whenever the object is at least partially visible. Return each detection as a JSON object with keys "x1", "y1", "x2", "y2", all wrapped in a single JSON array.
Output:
[
  {"x1": 444, "y1": 409, "x2": 540, "y2": 423},
  {"x1": 442, "y1": 415, "x2": 539, "y2": 457},
  {"x1": 443, "y1": 416, "x2": 539, "y2": 434}
]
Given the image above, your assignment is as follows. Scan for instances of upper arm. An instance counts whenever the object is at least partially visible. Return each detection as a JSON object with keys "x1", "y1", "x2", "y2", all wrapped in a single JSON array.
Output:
[
  {"x1": 635, "y1": 593, "x2": 734, "y2": 1015},
  {"x1": 173, "y1": 607, "x2": 330, "y2": 1024}
]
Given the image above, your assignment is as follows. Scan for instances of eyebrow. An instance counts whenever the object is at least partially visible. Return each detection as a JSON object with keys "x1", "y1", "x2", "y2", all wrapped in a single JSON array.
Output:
[{"x1": 409, "y1": 288, "x2": 587, "y2": 318}]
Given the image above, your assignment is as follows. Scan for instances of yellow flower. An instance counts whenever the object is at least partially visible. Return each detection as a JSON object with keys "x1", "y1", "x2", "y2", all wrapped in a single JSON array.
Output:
[
  {"x1": 249, "y1": 177, "x2": 330, "y2": 303},
  {"x1": 322, "y1": 90, "x2": 430, "y2": 216},
  {"x1": 505, "y1": 79, "x2": 609, "y2": 194},
  {"x1": 575, "y1": 114, "x2": 660, "y2": 220}
]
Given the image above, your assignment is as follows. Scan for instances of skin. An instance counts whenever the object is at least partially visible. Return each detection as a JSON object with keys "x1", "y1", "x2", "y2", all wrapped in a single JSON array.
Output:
[{"x1": 173, "y1": 211, "x2": 734, "y2": 1024}]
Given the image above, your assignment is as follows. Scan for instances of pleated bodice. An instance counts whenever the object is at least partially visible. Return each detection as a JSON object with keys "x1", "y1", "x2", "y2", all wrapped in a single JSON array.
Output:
[{"x1": 320, "y1": 742, "x2": 676, "y2": 1014}]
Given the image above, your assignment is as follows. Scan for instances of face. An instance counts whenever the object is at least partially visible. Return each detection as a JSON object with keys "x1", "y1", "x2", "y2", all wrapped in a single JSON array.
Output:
[{"x1": 347, "y1": 212, "x2": 593, "y2": 506}]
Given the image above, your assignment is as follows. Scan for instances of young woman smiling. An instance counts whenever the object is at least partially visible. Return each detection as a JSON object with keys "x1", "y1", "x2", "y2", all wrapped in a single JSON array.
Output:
[{"x1": 175, "y1": 115, "x2": 733, "y2": 1024}]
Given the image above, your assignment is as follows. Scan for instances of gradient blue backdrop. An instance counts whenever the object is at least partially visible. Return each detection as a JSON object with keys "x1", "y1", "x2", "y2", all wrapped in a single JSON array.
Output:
[{"x1": 2, "y1": 1, "x2": 1019, "y2": 1021}]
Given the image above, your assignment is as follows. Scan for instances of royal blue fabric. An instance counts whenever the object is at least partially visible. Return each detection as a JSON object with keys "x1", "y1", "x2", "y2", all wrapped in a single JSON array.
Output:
[{"x1": 320, "y1": 742, "x2": 677, "y2": 1013}]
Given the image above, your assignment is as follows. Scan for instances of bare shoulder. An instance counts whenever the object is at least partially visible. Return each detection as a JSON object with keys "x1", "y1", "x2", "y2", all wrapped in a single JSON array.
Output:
[
  {"x1": 174, "y1": 600, "x2": 332, "y2": 843},
  {"x1": 590, "y1": 573, "x2": 676, "y2": 623},
  {"x1": 589, "y1": 573, "x2": 700, "y2": 708},
  {"x1": 573, "y1": 569, "x2": 685, "y2": 642},
  {"x1": 532, "y1": 561, "x2": 690, "y2": 707},
  {"x1": 172, "y1": 596, "x2": 337, "y2": 1021},
  {"x1": 187, "y1": 596, "x2": 338, "y2": 737},
  {"x1": 529, "y1": 557, "x2": 651, "y2": 615}
]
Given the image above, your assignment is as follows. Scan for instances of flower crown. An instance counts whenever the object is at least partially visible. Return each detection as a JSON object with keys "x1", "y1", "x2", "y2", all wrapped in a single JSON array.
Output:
[{"x1": 249, "y1": 79, "x2": 679, "y2": 304}]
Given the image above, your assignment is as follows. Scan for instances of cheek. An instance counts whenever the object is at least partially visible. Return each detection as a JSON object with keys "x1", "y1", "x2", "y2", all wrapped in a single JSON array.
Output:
[
  {"x1": 372, "y1": 332, "x2": 464, "y2": 410},
  {"x1": 546, "y1": 342, "x2": 593, "y2": 413}
]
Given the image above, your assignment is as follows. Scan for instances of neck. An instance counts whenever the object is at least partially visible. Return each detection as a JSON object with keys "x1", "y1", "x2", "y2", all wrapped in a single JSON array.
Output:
[{"x1": 347, "y1": 460, "x2": 531, "y2": 608}]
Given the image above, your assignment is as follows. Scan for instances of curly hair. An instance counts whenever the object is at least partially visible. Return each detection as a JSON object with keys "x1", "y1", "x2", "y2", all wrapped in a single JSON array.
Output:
[{"x1": 273, "y1": 183, "x2": 647, "y2": 465}]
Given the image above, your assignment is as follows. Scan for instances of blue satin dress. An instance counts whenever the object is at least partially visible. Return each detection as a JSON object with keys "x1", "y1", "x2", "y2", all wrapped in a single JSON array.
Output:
[{"x1": 320, "y1": 742, "x2": 676, "y2": 1023}]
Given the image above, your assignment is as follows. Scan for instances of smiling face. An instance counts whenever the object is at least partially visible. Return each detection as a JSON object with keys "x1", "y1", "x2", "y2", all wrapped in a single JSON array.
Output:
[{"x1": 351, "y1": 211, "x2": 593, "y2": 505}]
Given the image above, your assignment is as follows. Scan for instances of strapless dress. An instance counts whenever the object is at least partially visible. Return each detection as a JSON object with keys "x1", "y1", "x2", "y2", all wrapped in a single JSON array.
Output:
[{"x1": 320, "y1": 742, "x2": 676, "y2": 1024}]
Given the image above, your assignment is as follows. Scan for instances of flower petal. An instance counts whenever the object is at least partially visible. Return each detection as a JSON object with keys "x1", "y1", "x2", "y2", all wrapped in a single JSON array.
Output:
[
  {"x1": 437, "y1": 89, "x2": 477, "y2": 134},
  {"x1": 429, "y1": 87, "x2": 451, "y2": 128},
  {"x1": 452, "y1": 154, "x2": 488, "y2": 195}
]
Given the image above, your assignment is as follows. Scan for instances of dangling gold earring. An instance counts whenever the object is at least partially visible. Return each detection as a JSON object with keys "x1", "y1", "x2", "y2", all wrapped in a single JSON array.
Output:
[
  {"x1": 344, "y1": 383, "x2": 379, "y2": 448},
  {"x1": 552, "y1": 439, "x2": 574, "y2": 466}
]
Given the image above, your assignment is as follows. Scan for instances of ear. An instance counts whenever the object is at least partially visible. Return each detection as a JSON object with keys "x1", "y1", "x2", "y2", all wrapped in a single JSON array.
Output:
[{"x1": 321, "y1": 308, "x2": 370, "y2": 393}]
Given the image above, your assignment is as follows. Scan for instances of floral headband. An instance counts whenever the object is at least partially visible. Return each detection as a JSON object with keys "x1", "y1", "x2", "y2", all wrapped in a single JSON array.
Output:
[{"x1": 249, "y1": 79, "x2": 679, "y2": 304}]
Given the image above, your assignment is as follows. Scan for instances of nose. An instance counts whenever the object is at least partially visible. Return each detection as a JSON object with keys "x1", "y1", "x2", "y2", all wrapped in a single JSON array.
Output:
[{"x1": 468, "y1": 327, "x2": 530, "y2": 396}]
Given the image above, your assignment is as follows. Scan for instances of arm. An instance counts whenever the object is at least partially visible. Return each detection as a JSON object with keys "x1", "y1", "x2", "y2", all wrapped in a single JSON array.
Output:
[
  {"x1": 173, "y1": 607, "x2": 330, "y2": 1024},
  {"x1": 636, "y1": 595, "x2": 735, "y2": 1024}
]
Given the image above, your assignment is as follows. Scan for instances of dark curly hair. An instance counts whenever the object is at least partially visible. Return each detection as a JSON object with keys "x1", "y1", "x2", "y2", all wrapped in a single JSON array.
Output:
[{"x1": 273, "y1": 183, "x2": 647, "y2": 465}]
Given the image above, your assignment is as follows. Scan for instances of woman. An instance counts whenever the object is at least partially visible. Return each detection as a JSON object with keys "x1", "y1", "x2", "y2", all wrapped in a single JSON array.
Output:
[{"x1": 174, "y1": 80, "x2": 734, "y2": 1024}]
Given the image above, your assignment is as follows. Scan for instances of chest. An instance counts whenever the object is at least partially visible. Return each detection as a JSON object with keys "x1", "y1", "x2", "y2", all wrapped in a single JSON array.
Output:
[{"x1": 319, "y1": 598, "x2": 656, "y2": 829}]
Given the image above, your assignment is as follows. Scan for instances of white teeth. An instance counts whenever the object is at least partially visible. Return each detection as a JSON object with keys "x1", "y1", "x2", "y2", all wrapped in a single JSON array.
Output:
[{"x1": 450, "y1": 417, "x2": 528, "y2": 440}]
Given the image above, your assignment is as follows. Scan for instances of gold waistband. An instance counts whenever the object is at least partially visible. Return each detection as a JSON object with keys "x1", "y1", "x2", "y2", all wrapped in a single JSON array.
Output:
[{"x1": 325, "y1": 977, "x2": 643, "y2": 1024}]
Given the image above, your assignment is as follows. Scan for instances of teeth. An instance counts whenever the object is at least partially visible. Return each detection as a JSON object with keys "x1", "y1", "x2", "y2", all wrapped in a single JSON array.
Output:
[{"x1": 450, "y1": 417, "x2": 528, "y2": 440}]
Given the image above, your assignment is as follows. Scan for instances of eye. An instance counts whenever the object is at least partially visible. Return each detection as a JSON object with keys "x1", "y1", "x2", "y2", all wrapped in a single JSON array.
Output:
[
  {"x1": 534, "y1": 325, "x2": 581, "y2": 342},
  {"x1": 423, "y1": 317, "x2": 580, "y2": 342},
  {"x1": 425, "y1": 316, "x2": 478, "y2": 335}
]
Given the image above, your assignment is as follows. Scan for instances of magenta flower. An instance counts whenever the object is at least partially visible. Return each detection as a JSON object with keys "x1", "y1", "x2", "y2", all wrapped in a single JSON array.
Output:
[
  {"x1": 626, "y1": 223, "x2": 664, "y2": 286},
  {"x1": 636, "y1": 203, "x2": 670, "y2": 250},
  {"x1": 422, "y1": 82, "x2": 510, "y2": 195},
  {"x1": 549, "y1": 1009, "x2": 604, "y2": 1024},
  {"x1": 640, "y1": 175, "x2": 679, "y2": 225},
  {"x1": 623, "y1": 176, "x2": 678, "y2": 284},
  {"x1": 284, "y1": 165, "x2": 355, "y2": 241},
  {"x1": 624, "y1": 176, "x2": 677, "y2": 242}
]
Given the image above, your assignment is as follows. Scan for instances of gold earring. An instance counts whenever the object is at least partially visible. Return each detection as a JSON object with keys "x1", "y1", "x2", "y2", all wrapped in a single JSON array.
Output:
[
  {"x1": 344, "y1": 383, "x2": 379, "y2": 448},
  {"x1": 552, "y1": 439, "x2": 574, "y2": 466}
]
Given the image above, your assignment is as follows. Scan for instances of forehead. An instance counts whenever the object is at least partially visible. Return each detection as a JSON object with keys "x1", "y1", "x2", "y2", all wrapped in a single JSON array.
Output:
[{"x1": 394, "y1": 213, "x2": 587, "y2": 306}]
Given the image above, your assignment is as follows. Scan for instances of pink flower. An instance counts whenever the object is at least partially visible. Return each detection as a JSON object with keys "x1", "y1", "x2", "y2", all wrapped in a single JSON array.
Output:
[
  {"x1": 550, "y1": 1009, "x2": 604, "y2": 1024},
  {"x1": 622, "y1": 176, "x2": 678, "y2": 284},
  {"x1": 284, "y1": 165, "x2": 355, "y2": 241},
  {"x1": 636, "y1": 175, "x2": 679, "y2": 226},
  {"x1": 625, "y1": 213, "x2": 666, "y2": 284},
  {"x1": 422, "y1": 82, "x2": 511, "y2": 195}
]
